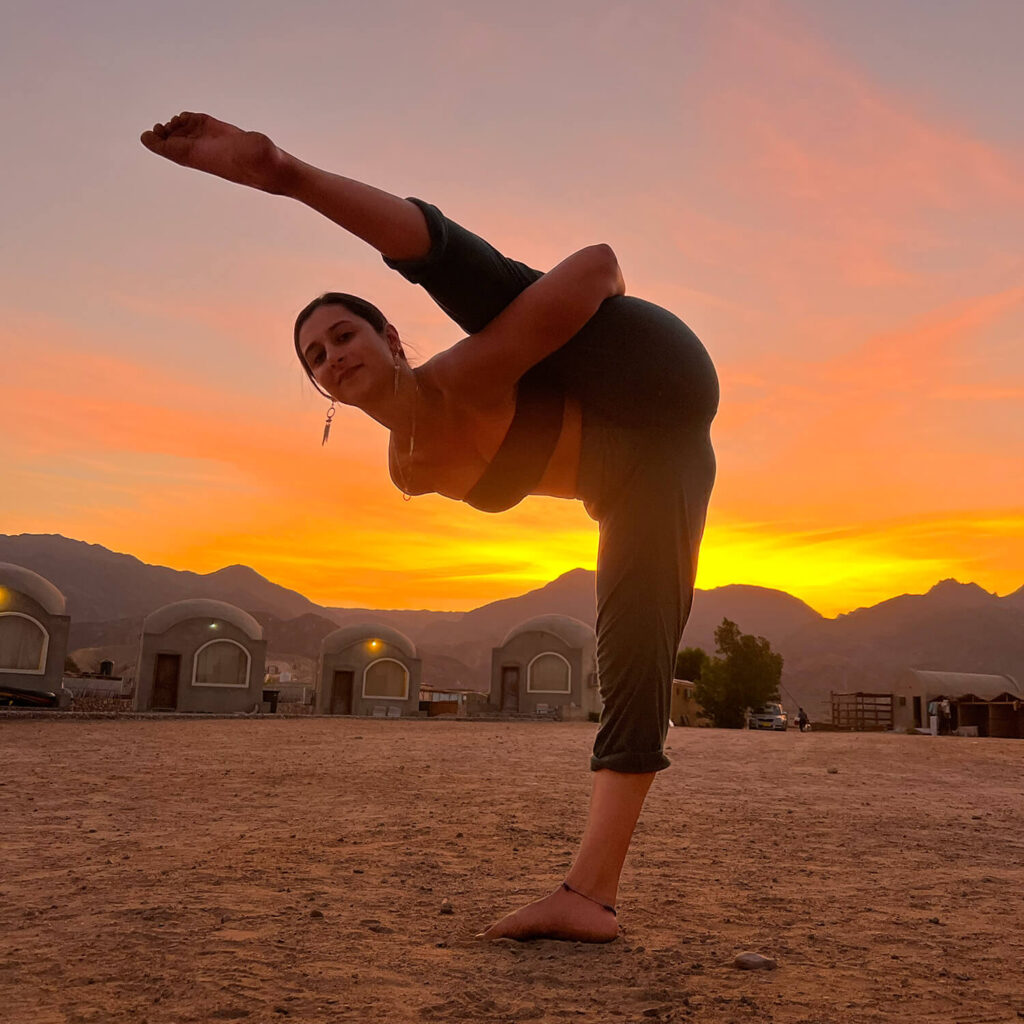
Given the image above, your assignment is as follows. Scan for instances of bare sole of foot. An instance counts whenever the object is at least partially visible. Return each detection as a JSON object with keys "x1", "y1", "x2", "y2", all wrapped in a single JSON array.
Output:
[{"x1": 475, "y1": 884, "x2": 619, "y2": 942}]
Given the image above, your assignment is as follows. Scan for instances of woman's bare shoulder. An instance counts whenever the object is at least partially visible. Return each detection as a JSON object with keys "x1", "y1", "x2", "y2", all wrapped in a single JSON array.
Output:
[
  {"x1": 418, "y1": 345, "x2": 511, "y2": 410},
  {"x1": 388, "y1": 359, "x2": 518, "y2": 500}
]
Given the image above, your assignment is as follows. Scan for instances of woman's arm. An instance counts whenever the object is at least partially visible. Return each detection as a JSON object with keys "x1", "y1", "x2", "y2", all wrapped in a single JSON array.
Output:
[
  {"x1": 434, "y1": 244, "x2": 625, "y2": 398},
  {"x1": 141, "y1": 112, "x2": 431, "y2": 261}
]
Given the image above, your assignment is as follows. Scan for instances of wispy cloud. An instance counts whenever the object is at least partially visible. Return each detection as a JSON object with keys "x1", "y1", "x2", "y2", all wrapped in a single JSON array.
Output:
[{"x1": 2, "y1": 0, "x2": 1021, "y2": 615}]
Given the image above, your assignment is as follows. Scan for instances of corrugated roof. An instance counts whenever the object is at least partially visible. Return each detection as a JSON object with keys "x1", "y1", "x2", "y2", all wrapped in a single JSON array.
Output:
[{"x1": 901, "y1": 670, "x2": 1021, "y2": 700}]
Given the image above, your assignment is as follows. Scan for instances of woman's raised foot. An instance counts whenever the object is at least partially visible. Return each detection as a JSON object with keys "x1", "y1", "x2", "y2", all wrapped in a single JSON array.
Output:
[{"x1": 140, "y1": 111, "x2": 288, "y2": 193}]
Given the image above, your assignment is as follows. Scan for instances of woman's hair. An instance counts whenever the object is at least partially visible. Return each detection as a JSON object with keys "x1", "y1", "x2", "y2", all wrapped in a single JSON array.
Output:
[{"x1": 293, "y1": 292, "x2": 390, "y2": 398}]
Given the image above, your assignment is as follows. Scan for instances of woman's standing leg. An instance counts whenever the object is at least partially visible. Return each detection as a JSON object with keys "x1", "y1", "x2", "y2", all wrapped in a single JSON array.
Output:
[
  {"x1": 476, "y1": 768, "x2": 654, "y2": 942},
  {"x1": 478, "y1": 426, "x2": 717, "y2": 941}
]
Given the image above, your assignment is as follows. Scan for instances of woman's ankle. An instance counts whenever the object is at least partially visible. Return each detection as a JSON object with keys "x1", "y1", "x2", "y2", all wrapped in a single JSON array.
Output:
[{"x1": 561, "y1": 880, "x2": 617, "y2": 915}]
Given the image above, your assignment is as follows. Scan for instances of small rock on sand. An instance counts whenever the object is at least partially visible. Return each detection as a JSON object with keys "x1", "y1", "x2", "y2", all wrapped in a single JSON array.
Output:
[
  {"x1": 733, "y1": 952, "x2": 777, "y2": 970},
  {"x1": 439, "y1": 898, "x2": 454, "y2": 915}
]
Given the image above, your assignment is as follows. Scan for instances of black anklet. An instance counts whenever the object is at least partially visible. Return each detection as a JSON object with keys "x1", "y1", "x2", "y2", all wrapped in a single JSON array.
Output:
[{"x1": 562, "y1": 881, "x2": 617, "y2": 916}]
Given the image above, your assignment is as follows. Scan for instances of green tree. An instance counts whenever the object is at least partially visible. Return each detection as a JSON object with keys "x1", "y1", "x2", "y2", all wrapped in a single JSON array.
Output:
[
  {"x1": 675, "y1": 646, "x2": 708, "y2": 682},
  {"x1": 694, "y1": 618, "x2": 783, "y2": 728}
]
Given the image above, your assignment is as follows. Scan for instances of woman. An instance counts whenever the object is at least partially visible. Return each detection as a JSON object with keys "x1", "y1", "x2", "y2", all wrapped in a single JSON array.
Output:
[{"x1": 141, "y1": 112, "x2": 719, "y2": 943}]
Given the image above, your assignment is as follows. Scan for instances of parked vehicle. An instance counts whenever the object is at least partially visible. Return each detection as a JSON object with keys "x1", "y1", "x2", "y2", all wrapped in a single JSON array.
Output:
[
  {"x1": 0, "y1": 684, "x2": 60, "y2": 708},
  {"x1": 748, "y1": 702, "x2": 788, "y2": 730}
]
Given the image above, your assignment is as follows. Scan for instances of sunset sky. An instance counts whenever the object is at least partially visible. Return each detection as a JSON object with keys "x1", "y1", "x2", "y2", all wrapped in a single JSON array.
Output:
[{"x1": 2, "y1": 0, "x2": 1022, "y2": 616}]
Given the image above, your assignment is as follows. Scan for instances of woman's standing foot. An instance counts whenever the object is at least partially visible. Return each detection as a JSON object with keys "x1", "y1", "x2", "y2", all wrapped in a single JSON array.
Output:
[{"x1": 475, "y1": 884, "x2": 619, "y2": 942}]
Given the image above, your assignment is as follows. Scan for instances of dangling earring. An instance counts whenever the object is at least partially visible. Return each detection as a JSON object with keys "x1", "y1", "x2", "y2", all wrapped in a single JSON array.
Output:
[
  {"x1": 321, "y1": 400, "x2": 336, "y2": 446},
  {"x1": 394, "y1": 356, "x2": 400, "y2": 396}
]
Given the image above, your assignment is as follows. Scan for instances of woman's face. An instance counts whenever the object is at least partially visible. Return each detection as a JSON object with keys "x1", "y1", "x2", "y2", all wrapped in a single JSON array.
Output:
[{"x1": 298, "y1": 304, "x2": 398, "y2": 405}]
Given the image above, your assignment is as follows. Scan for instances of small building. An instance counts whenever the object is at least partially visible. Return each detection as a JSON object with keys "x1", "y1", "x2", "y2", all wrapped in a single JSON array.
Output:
[
  {"x1": 264, "y1": 657, "x2": 315, "y2": 705},
  {"x1": 891, "y1": 670, "x2": 1023, "y2": 737},
  {"x1": 670, "y1": 678, "x2": 703, "y2": 726},
  {"x1": 317, "y1": 622, "x2": 422, "y2": 717},
  {"x1": 134, "y1": 599, "x2": 266, "y2": 713},
  {"x1": 66, "y1": 671, "x2": 131, "y2": 699},
  {"x1": 419, "y1": 685, "x2": 486, "y2": 718},
  {"x1": 490, "y1": 614, "x2": 599, "y2": 720},
  {"x1": 0, "y1": 562, "x2": 71, "y2": 702}
]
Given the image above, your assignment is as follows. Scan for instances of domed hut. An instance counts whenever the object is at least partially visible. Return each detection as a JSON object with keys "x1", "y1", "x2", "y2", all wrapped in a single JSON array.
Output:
[
  {"x1": 0, "y1": 563, "x2": 71, "y2": 702},
  {"x1": 490, "y1": 614, "x2": 599, "y2": 720},
  {"x1": 134, "y1": 599, "x2": 266, "y2": 713},
  {"x1": 317, "y1": 622, "x2": 422, "y2": 717}
]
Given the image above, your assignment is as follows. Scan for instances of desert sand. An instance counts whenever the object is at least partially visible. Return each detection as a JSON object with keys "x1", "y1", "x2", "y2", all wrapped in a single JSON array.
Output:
[{"x1": 2, "y1": 718, "x2": 1022, "y2": 1024}]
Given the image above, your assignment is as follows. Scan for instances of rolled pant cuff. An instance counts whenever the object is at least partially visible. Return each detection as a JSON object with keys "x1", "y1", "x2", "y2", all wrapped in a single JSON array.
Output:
[{"x1": 590, "y1": 750, "x2": 671, "y2": 774}]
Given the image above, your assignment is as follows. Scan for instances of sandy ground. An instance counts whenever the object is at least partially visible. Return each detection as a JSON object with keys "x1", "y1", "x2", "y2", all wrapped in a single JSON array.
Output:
[{"x1": 2, "y1": 719, "x2": 1023, "y2": 1024}]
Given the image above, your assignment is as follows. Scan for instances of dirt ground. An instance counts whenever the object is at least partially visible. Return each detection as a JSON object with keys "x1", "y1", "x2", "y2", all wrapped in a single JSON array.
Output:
[{"x1": 2, "y1": 719, "x2": 1023, "y2": 1024}]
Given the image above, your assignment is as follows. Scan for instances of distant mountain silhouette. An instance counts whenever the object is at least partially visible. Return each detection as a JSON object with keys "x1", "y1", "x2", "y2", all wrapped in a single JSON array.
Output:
[
  {"x1": 0, "y1": 534, "x2": 461, "y2": 637},
  {"x1": 684, "y1": 583, "x2": 823, "y2": 651},
  {"x1": 3, "y1": 533, "x2": 1021, "y2": 719},
  {"x1": 776, "y1": 579, "x2": 1024, "y2": 719},
  {"x1": 0, "y1": 535, "x2": 320, "y2": 621}
]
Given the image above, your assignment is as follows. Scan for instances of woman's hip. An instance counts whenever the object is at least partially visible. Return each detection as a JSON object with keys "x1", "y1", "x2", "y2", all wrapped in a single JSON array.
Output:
[{"x1": 541, "y1": 296, "x2": 719, "y2": 430}]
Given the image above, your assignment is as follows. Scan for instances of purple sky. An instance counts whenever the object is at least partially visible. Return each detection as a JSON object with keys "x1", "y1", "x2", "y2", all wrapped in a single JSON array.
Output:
[{"x1": 2, "y1": 0, "x2": 1022, "y2": 613}]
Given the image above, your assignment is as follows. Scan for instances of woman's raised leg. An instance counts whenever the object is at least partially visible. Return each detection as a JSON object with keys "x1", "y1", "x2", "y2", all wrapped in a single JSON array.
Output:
[
  {"x1": 381, "y1": 199, "x2": 543, "y2": 334},
  {"x1": 141, "y1": 112, "x2": 433, "y2": 261},
  {"x1": 142, "y1": 113, "x2": 548, "y2": 335}
]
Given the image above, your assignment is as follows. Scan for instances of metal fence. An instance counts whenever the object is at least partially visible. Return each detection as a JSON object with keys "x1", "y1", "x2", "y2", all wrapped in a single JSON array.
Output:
[{"x1": 831, "y1": 691, "x2": 893, "y2": 731}]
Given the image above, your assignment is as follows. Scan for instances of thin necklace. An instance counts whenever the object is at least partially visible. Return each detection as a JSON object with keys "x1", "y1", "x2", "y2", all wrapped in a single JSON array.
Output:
[{"x1": 394, "y1": 365, "x2": 418, "y2": 501}]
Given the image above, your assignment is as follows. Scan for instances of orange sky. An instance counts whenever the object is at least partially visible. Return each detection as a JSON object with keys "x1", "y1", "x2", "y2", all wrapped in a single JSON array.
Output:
[{"x1": 2, "y1": 2, "x2": 1021, "y2": 616}]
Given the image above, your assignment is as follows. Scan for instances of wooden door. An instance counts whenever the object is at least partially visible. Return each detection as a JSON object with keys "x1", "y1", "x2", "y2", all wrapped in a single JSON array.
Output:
[
  {"x1": 152, "y1": 653, "x2": 180, "y2": 710},
  {"x1": 501, "y1": 666, "x2": 520, "y2": 713},
  {"x1": 331, "y1": 670, "x2": 354, "y2": 715}
]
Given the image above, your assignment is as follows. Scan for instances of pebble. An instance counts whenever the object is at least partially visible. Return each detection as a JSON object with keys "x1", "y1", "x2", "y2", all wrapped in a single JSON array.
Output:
[
  {"x1": 439, "y1": 898, "x2": 454, "y2": 915},
  {"x1": 733, "y1": 952, "x2": 778, "y2": 971},
  {"x1": 827, "y1": 767, "x2": 839, "y2": 774},
  {"x1": 309, "y1": 909, "x2": 324, "y2": 919}
]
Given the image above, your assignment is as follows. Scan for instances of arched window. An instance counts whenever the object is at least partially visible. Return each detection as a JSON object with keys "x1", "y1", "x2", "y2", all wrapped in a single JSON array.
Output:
[
  {"x1": 527, "y1": 652, "x2": 571, "y2": 693},
  {"x1": 0, "y1": 613, "x2": 48, "y2": 674},
  {"x1": 363, "y1": 658, "x2": 408, "y2": 699},
  {"x1": 192, "y1": 639, "x2": 250, "y2": 688}
]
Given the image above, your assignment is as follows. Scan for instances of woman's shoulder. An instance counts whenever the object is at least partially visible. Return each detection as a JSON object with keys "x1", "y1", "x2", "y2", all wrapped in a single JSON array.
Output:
[
  {"x1": 416, "y1": 348, "x2": 512, "y2": 413},
  {"x1": 388, "y1": 362, "x2": 518, "y2": 500}
]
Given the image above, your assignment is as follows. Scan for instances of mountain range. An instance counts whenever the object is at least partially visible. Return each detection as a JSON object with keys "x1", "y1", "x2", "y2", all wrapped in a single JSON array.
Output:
[{"x1": 2, "y1": 533, "x2": 1021, "y2": 719}]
